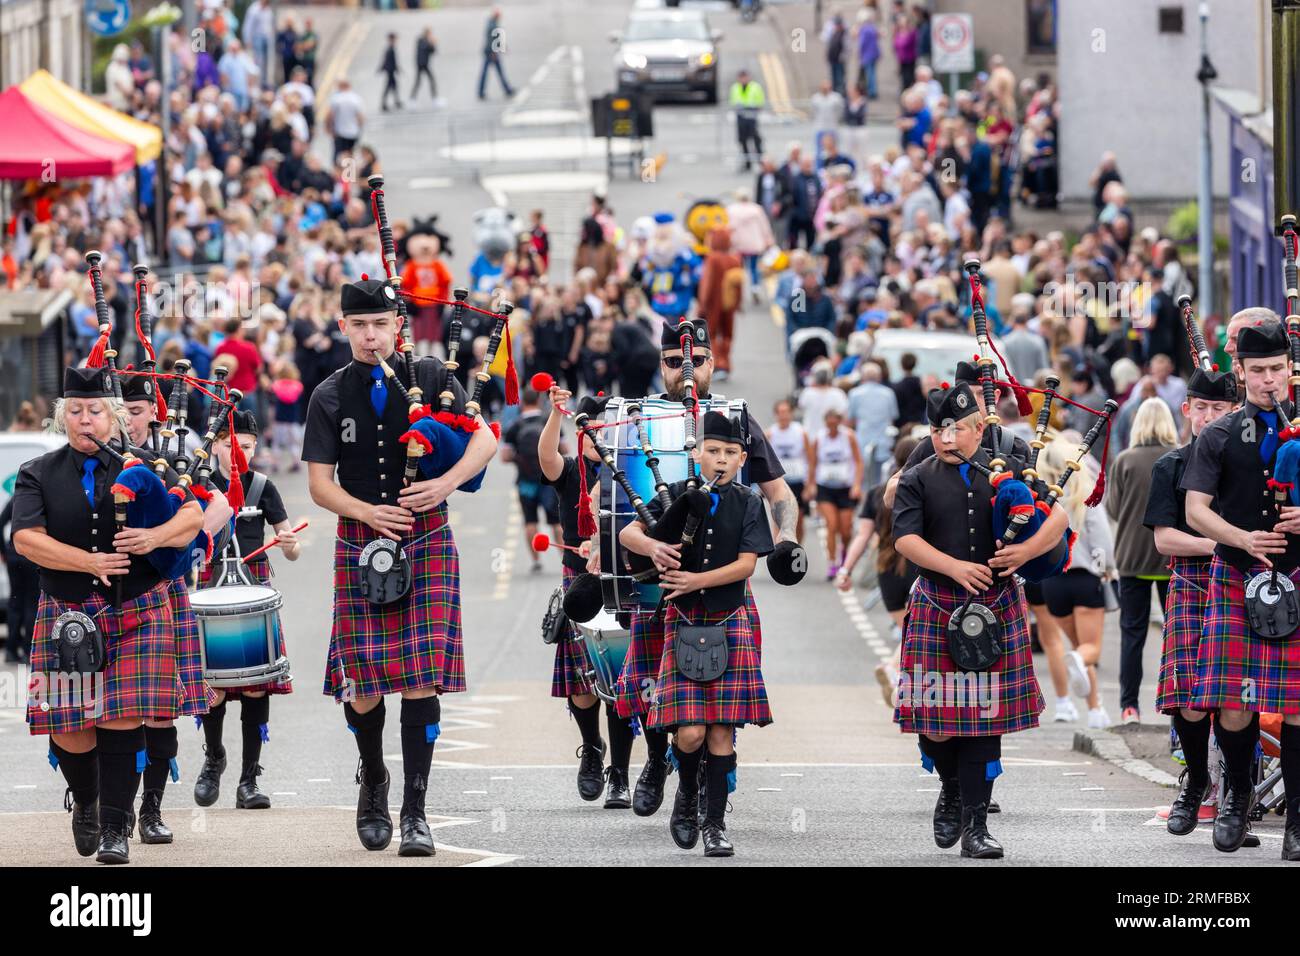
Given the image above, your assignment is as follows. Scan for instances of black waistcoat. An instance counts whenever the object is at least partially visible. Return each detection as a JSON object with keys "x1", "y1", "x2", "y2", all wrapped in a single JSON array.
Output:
[
  {"x1": 910, "y1": 450, "x2": 1005, "y2": 591},
  {"x1": 654, "y1": 478, "x2": 753, "y2": 613},
  {"x1": 38, "y1": 445, "x2": 168, "y2": 603},
  {"x1": 335, "y1": 356, "x2": 455, "y2": 506},
  {"x1": 1211, "y1": 402, "x2": 1300, "y2": 574}
]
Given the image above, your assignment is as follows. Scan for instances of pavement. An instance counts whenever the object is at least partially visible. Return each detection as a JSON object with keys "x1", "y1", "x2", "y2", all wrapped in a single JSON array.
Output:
[{"x1": 0, "y1": 0, "x2": 1290, "y2": 867}]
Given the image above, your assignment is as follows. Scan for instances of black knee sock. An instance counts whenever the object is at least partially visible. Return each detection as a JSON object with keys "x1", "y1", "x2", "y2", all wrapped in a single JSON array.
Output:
[
  {"x1": 142, "y1": 725, "x2": 177, "y2": 793},
  {"x1": 96, "y1": 726, "x2": 146, "y2": 827},
  {"x1": 645, "y1": 725, "x2": 669, "y2": 762},
  {"x1": 570, "y1": 697, "x2": 602, "y2": 748},
  {"x1": 399, "y1": 696, "x2": 441, "y2": 815},
  {"x1": 705, "y1": 749, "x2": 732, "y2": 825},
  {"x1": 957, "y1": 735, "x2": 1002, "y2": 812},
  {"x1": 1281, "y1": 723, "x2": 1300, "y2": 824},
  {"x1": 344, "y1": 699, "x2": 387, "y2": 781},
  {"x1": 50, "y1": 742, "x2": 98, "y2": 806},
  {"x1": 201, "y1": 700, "x2": 227, "y2": 758},
  {"x1": 1173, "y1": 712, "x2": 1212, "y2": 789},
  {"x1": 918, "y1": 734, "x2": 960, "y2": 783},
  {"x1": 606, "y1": 704, "x2": 633, "y2": 773},
  {"x1": 1214, "y1": 714, "x2": 1260, "y2": 793},
  {"x1": 673, "y1": 742, "x2": 703, "y2": 798},
  {"x1": 240, "y1": 695, "x2": 270, "y2": 769}
]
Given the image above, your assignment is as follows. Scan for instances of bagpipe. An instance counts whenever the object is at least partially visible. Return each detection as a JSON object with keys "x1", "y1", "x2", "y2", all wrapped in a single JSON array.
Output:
[
  {"x1": 366, "y1": 175, "x2": 516, "y2": 492},
  {"x1": 943, "y1": 259, "x2": 1116, "y2": 670}
]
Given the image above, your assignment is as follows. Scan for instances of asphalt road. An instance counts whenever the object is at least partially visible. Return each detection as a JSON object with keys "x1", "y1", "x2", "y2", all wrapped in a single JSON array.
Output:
[{"x1": 0, "y1": 0, "x2": 1290, "y2": 867}]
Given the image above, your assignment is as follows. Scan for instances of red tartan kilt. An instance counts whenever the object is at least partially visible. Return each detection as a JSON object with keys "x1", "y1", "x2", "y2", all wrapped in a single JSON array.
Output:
[
  {"x1": 648, "y1": 602, "x2": 772, "y2": 730},
  {"x1": 27, "y1": 583, "x2": 183, "y2": 735},
  {"x1": 894, "y1": 576, "x2": 1044, "y2": 736},
  {"x1": 615, "y1": 610, "x2": 665, "y2": 720},
  {"x1": 164, "y1": 578, "x2": 220, "y2": 716},
  {"x1": 1192, "y1": 557, "x2": 1300, "y2": 715},
  {"x1": 1156, "y1": 556, "x2": 1211, "y2": 714},
  {"x1": 743, "y1": 581, "x2": 761, "y2": 653},
  {"x1": 196, "y1": 554, "x2": 293, "y2": 697},
  {"x1": 323, "y1": 507, "x2": 466, "y2": 700},
  {"x1": 552, "y1": 565, "x2": 594, "y2": 698}
]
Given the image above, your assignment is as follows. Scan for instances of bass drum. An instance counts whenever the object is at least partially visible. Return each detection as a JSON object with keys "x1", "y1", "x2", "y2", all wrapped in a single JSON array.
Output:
[{"x1": 597, "y1": 395, "x2": 749, "y2": 614}]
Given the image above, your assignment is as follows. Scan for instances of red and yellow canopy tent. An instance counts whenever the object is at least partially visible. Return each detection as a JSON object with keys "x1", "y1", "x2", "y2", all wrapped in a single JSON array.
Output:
[
  {"x1": 0, "y1": 85, "x2": 136, "y2": 180},
  {"x1": 20, "y1": 70, "x2": 161, "y2": 164}
]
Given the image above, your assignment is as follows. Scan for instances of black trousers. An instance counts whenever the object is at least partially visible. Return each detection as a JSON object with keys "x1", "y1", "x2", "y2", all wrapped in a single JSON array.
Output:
[
  {"x1": 1118, "y1": 576, "x2": 1170, "y2": 712},
  {"x1": 5, "y1": 553, "x2": 38, "y2": 659},
  {"x1": 787, "y1": 216, "x2": 816, "y2": 251},
  {"x1": 412, "y1": 65, "x2": 436, "y2": 99},
  {"x1": 736, "y1": 115, "x2": 762, "y2": 169},
  {"x1": 381, "y1": 72, "x2": 400, "y2": 110}
]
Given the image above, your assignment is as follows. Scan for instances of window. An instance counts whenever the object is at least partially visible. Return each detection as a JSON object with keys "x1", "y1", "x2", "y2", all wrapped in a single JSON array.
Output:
[
  {"x1": 1158, "y1": 6, "x2": 1185, "y2": 34},
  {"x1": 1026, "y1": 0, "x2": 1056, "y2": 56}
]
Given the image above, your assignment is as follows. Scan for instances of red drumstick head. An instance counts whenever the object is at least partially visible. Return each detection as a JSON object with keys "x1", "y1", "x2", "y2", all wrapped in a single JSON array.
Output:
[
  {"x1": 531, "y1": 372, "x2": 555, "y2": 392},
  {"x1": 532, "y1": 533, "x2": 550, "y2": 553}
]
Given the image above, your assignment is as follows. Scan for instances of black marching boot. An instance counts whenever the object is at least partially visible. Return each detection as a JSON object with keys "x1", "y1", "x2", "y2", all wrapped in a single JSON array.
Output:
[
  {"x1": 95, "y1": 807, "x2": 131, "y2": 865},
  {"x1": 670, "y1": 785, "x2": 701, "y2": 850},
  {"x1": 1166, "y1": 770, "x2": 1207, "y2": 837},
  {"x1": 235, "y1": 761, "x2": 271, "y2": 809},
  {"x1": 64, "y1": 788, "x2": 100, "y2": 857},
  {"x1": 137, "y1": 789, "x2": 173, "y2": 844},
  {"x1": 933, "y1": 777, "x2": 962, "y2": 849},
  {"x1": 398, "y1": 774, "x2": 436, "y2": 857},
  {"x1": 604, "y1": 767, "x2": 631, "y2": 809},
  {"x1": 633, "y1": 754, "x2": 670, "y2": 816},
  {"x1": 702, "y1": 821, "x2": 734, "y2": 857},
  {"x1": 355, "y1": 759, "x2": 393, "y2": 851},
  {"x1": 1212, "y1": 787, "x2": 1254, "y2": 853},
  {"x1": 959, "y1": 803, "x2": 1004, "y2": 859},
  {"x1": 576, "y1": 740, "x2": 606, "y2": 801},
  {"x1": 193, "y1": 745, "x2": 227, "y2": 808}
]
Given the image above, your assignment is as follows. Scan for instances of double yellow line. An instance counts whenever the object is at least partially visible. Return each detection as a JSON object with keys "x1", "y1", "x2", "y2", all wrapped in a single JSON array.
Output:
[
  {"x1": 758, "y1": 50, "x2": 798, "y2": 117},
  {"x1": 315, "y1": 20, "x2": 371, "y2": 104}
]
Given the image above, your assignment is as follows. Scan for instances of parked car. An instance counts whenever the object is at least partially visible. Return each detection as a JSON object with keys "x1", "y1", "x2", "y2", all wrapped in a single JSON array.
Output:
[
  {"x1": 0, "y1": 433, "x2": 65, "y2": 623},
  {"x1": 612, "y1": 8, "x2": 722, "y2": 103},
  {"x1": 868, "y1": 328, "x2": 1007, "y2": 385}
]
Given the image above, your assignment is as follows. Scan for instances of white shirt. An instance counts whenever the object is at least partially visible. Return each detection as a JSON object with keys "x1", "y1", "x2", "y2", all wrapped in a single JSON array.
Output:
[
  {"x1": 328, "y1": 90, "x2": 365, "y2": 139},
  {"x1": 280, "y1": 80, "x2": 316, "y2": 107},
  {"x1": 814, "y1": 427, "x2": 855, "y2": 488},
  {"x1": 797, "y1": 384, "x2": 849, "y2": 435},
  {"x1": 768, "y1": 422, "x2": 809, "y2": 483}
]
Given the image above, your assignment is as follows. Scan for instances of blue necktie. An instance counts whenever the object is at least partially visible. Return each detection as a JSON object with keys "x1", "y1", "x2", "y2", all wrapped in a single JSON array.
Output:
[
  {"x1": 709, "y1": 491, "x2": 720, "y2": 516},
  {"x1": 81, "y1": 457, "x2": 98, "y2": 505},
  {"x1": 369, "y1": 364, "x2": 388, "y2": 417},
  {"x1": 958, "y1": 463, "x2": 972, "y2": 488},
  {"x1": 1260, "y1": 410, "x2": 1279, "y2": 464}
]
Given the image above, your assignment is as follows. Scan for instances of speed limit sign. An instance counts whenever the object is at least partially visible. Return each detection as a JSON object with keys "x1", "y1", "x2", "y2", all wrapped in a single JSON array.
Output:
[{"x1": 931, "y1": 13, "x2": 975, "y2": 73}]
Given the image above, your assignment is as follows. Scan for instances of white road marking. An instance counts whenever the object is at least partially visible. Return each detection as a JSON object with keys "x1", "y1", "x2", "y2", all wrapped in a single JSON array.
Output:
[
  {"x1": 307, "y1": 778, "x2": 331, "y2": 783},
  {"x1": 272, "y1": 792, "x2": 298, "y2": 796},
  {"x1": 1079, "y1": 787, "x2": 1106, "y2": 792},
  {"x1": 756, "y1": 788, "x2": 782, "y2": 792},
  {"x1": 779, "y1": 773, "x2": 803, "y2": 778},
  {"x1": 1062, "y1": 772, "x2": 1086, "y2": 777},
  {"x1": 13, "y1": 784, "x2": 35, "y2": 790},
  {"x1": 462, "y1": 790, "x2": 488, "y2": 795}
]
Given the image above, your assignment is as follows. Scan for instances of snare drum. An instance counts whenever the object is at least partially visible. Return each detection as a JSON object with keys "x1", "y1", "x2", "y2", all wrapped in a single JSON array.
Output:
[
  {"x1": 574, "y1": 608, "x2": 631, "y2": 705},
  {"x1": 598, "y1": 395, "x2": 749, "y2": 613},
  {"x1": 192, "y1": 585, "x2": 292, "y2": 688}
]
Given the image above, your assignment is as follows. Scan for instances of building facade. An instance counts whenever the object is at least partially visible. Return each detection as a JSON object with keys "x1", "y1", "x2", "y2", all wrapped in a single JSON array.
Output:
[{"x1": 0, "y1": 0, "x2": 86, "y2": 92}]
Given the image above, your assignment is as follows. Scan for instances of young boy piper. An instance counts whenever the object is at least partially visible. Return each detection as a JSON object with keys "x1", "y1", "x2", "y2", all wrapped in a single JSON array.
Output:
[
  {"x1": 891, "y1": 382, "x2": 1064, "y2": 858},
  {"x1": 1141, "y1": 365, "x2": 1238, "y2": 837},
  {"x1": 193, "y1": 410, "x2": 301, "y2": 811},
  {"x1": 620, "y1": 410, "x2": 774, "y2": 858},
  {"x1": 1181, "y1": 321, "x2": 1300, "y2": 859}
]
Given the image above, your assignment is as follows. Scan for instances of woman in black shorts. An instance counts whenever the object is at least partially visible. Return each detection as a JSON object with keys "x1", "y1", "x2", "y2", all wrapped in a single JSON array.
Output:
[
  {"x1": 809, "y1": 408, "x2": 862, "y2": 579},
  {"x1": 1037, "y1": 437, "x2": 1116, "y2": 730}
]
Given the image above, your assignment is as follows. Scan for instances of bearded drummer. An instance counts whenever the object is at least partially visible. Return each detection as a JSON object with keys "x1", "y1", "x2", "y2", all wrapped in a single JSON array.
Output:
[
  {"x1": 611, "y1": 319, "x2": 803, "y2": 818},
  {"x1": 118, "y1": 370, "x2": 230, "y2": 845},
  {"x1": 12, "y1": 367, "x2": 203, "y2": 864},
  {"x1": 191, "y1": 409, "x2": 300, "y2": 814},
  {"x1": 302, "y1": 277, "x2": 496, "y2": 857}
]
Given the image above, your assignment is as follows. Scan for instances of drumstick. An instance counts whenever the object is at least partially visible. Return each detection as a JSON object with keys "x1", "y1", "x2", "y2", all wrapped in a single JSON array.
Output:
[
  {"x1": 532, "y1": 532, "x2": 583, "y2": 556},
  {"x1": 242, "y1": 520, "x2": 309, "y2": 564}
]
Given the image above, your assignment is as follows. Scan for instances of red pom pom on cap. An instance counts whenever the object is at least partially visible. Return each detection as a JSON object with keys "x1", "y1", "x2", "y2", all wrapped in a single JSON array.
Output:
[
  {"x1": 1212, "y1": 363, "x2": 1220, "y2": 372},
  {"x1": 531, "y1": 533, "x2": 550, "y2": 553},
  {"x1": 361, "y1": 273, "x2": 369, "y2": 281},
  {"x1": 940, "y1": 381, "x2": 950, "y2": 389},
  {"x1": 597, "y1": 390, "x2": 605, "y2": 397},
  {"x1": 530, "y1": 372, "x2": 554, "y2": 392}
]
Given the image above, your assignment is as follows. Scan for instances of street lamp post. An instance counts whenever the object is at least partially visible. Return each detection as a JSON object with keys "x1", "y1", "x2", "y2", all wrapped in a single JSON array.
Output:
[{"x1": 1197, "y1": 2, "x2": 1217, "y2": 316}]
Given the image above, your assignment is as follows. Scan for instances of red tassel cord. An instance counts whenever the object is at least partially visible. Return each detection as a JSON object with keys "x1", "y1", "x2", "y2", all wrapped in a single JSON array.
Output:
[
  {"x1": 225, "y1": 410, "x2": 248, "y2": 511},
  {"x1": 1083, "y1": 424, "x2": 1112, "y2": 508},
  {"x1": 576, "y1": 430, "x2": 598, "y2": 539},
  {"x1": 85, "y1": 326, "x2": 110, "y2": 368},
  {"x1": 503, "y1": 319, "x2": 519, "y2": 406}
]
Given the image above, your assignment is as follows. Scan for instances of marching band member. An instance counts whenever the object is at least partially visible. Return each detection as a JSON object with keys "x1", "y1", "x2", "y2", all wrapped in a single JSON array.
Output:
[
  {"x1": 302, "y1": 277, "x2": 496, "y2": 857},
  {"x1": 1181, "y1": 321, "x2": 1300, "y2": 859},
  {"x1": 621, "y1": 410, "x2": 775, "y2": 857},
  {"x1": 1142, "y1": 365, "x2": 1237, "y2": 837},
  {"x1": 891, "y1": 382, "x2": 1064, "y2": 859},
  {"x1": 119, "y1": 370, "x2": 228, "y2": 844},
  {"x1": 193, "y1": 410, "x2": 299, "y2": 811},
  {"x1": 13, "y1": 367, "x2": 203, "y2": 864},
  {"x1": 537, "y1": 385, "x2": 636, "y2": 806}
]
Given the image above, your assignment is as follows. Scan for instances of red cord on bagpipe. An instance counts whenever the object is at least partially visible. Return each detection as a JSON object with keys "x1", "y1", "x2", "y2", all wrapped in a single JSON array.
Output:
[{"x1": 965, "y1": 272, "x2": 1033, "y2": 416}]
